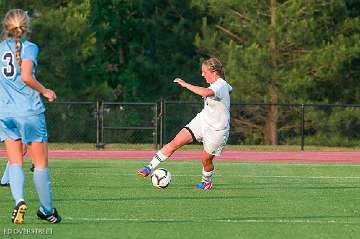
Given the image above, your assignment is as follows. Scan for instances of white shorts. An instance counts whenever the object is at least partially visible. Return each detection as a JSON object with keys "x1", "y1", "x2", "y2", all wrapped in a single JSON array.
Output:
[{"x1": 185, "y1": 114, "x2": 229, "y2": 156}]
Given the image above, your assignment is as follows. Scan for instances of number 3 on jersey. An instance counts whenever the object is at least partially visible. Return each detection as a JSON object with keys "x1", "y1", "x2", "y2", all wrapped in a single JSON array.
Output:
[{"x1": 2, "y1": 51, "x2": 16, "y2": 79}]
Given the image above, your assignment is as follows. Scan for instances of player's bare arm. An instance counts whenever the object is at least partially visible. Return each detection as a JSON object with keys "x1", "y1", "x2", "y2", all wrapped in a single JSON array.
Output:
[
  {"x1": 21, "y1": 60, "x2": 57, "y2": 102},
  {"x1": 173, "y1": 78, "x2": 214, "y2": 97}
]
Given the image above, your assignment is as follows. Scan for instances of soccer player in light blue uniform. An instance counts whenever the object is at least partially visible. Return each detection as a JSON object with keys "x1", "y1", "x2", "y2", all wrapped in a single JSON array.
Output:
[
  {"x1": 1, "y1": 162, "x2": 10, "y2": 186},
  {"x1": 1, "y1": 144, "x2": 28, "y2": 186},
  {"x1": 0, "y1": 9, "x2": 61, "y2": 224}
]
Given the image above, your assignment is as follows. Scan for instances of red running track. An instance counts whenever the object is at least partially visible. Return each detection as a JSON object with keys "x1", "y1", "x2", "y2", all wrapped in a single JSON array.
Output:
[{"x1": 1, "y1": 149, "x2": 360, "y2": 163}]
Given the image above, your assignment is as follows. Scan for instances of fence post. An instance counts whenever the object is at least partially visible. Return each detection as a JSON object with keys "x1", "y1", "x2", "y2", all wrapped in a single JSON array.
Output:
[
  {"x1": 96, "y1": 100, "x2": 105, "y2": 149},
  {"x1": 301, "y1": 104, "x2": 305, "y2": 151},
  {"x1": 159, "y1": 98, "x2": 165, "y2": 148},
  {"x1": 154, "y1": 102, "x2": 158, "y2": 149}
]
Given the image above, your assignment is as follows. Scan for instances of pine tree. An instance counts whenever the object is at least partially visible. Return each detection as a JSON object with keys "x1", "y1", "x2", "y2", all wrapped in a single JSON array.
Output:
[{"x1": 195, "y1": 0, "x2": 360, "y2": 144}]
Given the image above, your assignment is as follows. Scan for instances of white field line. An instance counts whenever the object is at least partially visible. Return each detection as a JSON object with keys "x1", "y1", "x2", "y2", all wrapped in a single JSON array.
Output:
[
  {"x1": 218, "y1": 162, "x2": 360, "y2": 167},
  {"x1": 64, "y1": 172, "x2": 360, "y2": 180},
  {"x1": 128, "y1": 161, "x2": 360, "y2": 167},
  {"x1": 62, "y1": 217, "x2": 359, "y2": 224},
  {"x1": 173, "y1": 175, "x2": 360, "y2": 179},
  {"x1": 0, "y1": 215, "x2": 357, "y2": 224}
]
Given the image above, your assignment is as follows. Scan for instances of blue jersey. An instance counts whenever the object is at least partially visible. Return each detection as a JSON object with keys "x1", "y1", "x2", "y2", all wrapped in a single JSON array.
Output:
[{"x1": 0, "y1": 38, "x2": 45, "y2": 117}]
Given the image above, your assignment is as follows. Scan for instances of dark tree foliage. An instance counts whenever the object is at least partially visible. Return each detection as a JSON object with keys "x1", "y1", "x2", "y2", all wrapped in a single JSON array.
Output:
[{"x1": 1, "y1": 0, "x2": 360, "y2": 146}]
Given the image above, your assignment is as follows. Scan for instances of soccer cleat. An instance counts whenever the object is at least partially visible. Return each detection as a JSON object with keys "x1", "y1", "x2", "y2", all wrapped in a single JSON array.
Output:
[
  {"x1": 137, "y1": 166, "x2": 152, "y2": 177},
  {"x1": 196, "y1": 181, "x2": 213, "y2": 190},
  {"x1": 11, "y1": 201, "x2": 27, "y2": 224},
  {"x1": 37, "y1": 208, "x2": 62, "y2": 224},
  {"x1": 0, "y1": 182, "x2": 10, "y2": 187},
  {"x1": 30, "y1": 164, "x2": 34, "y2": 172}
]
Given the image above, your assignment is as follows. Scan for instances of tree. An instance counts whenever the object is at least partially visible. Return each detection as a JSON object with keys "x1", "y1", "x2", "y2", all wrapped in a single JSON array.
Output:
[
  {"x1": 90, "y1": 0, "x2": 206, "y2": 101},
  {"x1": 195, "y1": 0, "x2": 360, "y2": 144},
  {"x1": 1, "y1": 0, "x2": 98, "y2": 100}
]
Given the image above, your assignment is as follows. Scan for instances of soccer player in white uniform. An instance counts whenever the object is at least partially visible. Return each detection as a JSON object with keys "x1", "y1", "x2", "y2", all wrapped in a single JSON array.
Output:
[
  {"x1": 0, "y1": 9, "x2": 61, "y2": 224},
  {"x1": 138, "y1": 58, "x2": 232, "y2": 190}
]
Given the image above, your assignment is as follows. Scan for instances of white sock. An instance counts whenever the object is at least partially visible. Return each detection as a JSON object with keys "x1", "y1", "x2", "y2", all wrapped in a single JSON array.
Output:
[
  {"x1": 16, "y1": 198, "x2": 25, "y2": 205},
  {"x1": 201, "y1": 168, "x2": 214, "y2": 182},
  {"x1": 148, "y1": 151, "x2": 168, "y2": 170}
]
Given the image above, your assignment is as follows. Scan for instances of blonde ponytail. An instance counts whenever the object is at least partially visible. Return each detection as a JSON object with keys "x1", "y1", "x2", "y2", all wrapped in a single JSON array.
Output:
[
  {"x1": 203, "y1": 57, "x2": 225, "y2": 80},
  {"x1": 14, "y1": 27, "x2": 24, "y2": 66},
  {"x1": 1, "y1": 9, "x2": 30, "y2": 66}
]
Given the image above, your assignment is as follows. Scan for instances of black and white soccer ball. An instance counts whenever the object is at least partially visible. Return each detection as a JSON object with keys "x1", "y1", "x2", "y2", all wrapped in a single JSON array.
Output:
[{"x1": 151, "y1": 168, "x2": 171, "y2": 188}]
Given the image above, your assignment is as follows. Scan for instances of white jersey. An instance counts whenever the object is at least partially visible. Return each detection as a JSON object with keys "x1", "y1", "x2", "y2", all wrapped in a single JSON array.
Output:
[{"x1": 199, "y1": 78, "x2": 232, "y2": 130}]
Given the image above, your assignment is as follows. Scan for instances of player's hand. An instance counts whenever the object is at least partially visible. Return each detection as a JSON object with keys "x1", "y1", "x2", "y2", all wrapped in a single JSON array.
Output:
[
  {"x1": 22, "y1": 144, "x2": 27, "y2": 157},
  {"x1": 173, "y1": 78, "x2": 187, "y2": 88},
  {"x1": 43, "y1": 89, "x2": 57, "y2": 102}
]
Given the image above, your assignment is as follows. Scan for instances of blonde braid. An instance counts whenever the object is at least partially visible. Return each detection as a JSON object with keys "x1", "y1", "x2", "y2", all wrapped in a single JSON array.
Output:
[
  {"x1": 1, "y1": 9, "x2": 30, "y2": 66},
  {"x1": 14, "y1": 27, "x2": 23, "y2": 66}
]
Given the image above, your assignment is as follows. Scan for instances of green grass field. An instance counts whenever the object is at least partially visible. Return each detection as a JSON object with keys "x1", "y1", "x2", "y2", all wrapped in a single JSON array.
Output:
[{"x1": 0, "y1": 158, "x2": 360, "y2": 239}]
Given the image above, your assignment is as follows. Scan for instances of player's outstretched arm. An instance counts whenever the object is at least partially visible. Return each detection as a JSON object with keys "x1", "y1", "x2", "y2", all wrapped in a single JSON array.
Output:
[
  {"x1": 173, "y1": 78, "x2": 214, "y2": 97},
  {"x1": 21, "y1": 60, "x2": 57, "y2": 102}
]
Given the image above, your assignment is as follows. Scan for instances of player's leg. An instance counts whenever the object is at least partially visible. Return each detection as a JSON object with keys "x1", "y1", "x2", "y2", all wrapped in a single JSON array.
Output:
[
  {"x1": 21, "y1": 113, "x2": 61, "y2": 223},
  {"x1": 1, "y1": 161, "x2": 10, "y2": 186},
  {"x1": 138, "y1": 128, "x2": 193, "y2": 176},
  {"x1": 196, "y1": 128, "x2": 229, "y2": 190},
  {"x1": 22, "y1": 144, "x2": 34, "y2": 172},
  {"x1": 30, "y1": 163, "x2": 34, "y2": 172},
  {"x1": 2, "y1": 144, "x2": 27, "y2": 186},
  {"x1": 22, "y1": 143, "x2": 27, "y2": 156},
  {"x1": 5, "y1": 139, "x2": 27, "y2": 224},
  {"x1": 28, "y1": 141, "x2": 61, "y2": 223},
  {"x1": 196, "y1": 151, "x2": 215, "y2": 190}
]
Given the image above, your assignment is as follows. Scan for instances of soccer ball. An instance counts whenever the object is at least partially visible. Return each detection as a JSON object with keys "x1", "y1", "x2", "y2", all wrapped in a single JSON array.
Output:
[{"x1": 151, "y1": 168, "x2": 171, "y2": 188}]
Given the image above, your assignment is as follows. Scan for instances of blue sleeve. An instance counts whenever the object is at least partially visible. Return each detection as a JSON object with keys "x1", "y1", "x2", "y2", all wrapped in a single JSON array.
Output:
[{"x1": 22, "y1": 43, "x2": 39, "y2": 66}]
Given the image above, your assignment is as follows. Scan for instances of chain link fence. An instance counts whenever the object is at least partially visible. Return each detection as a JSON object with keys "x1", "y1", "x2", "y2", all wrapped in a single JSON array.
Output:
[
  {"x1": 46, "y1": 102, "x2": 97, "y2": 143},
  {"x1": 44, "y1": 101, "x2": 360, "y2": 149},
  {"x1": 101, "y1": 102, "x2": 158, "y2": 146}
]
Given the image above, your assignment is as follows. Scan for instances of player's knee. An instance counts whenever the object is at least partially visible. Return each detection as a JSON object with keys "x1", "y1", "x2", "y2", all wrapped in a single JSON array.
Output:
[
  {"x1": 32, "y1": 161, "x2": 48, "y2": 168},
  {"x1": 9, "y1": 160, "x2": 23, "y2": 166}
]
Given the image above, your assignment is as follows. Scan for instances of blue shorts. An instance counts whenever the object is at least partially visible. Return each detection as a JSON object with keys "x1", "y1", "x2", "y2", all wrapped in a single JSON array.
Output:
[{"x1": 0, "y1": 113, "x2": 48, "y2": 144}]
